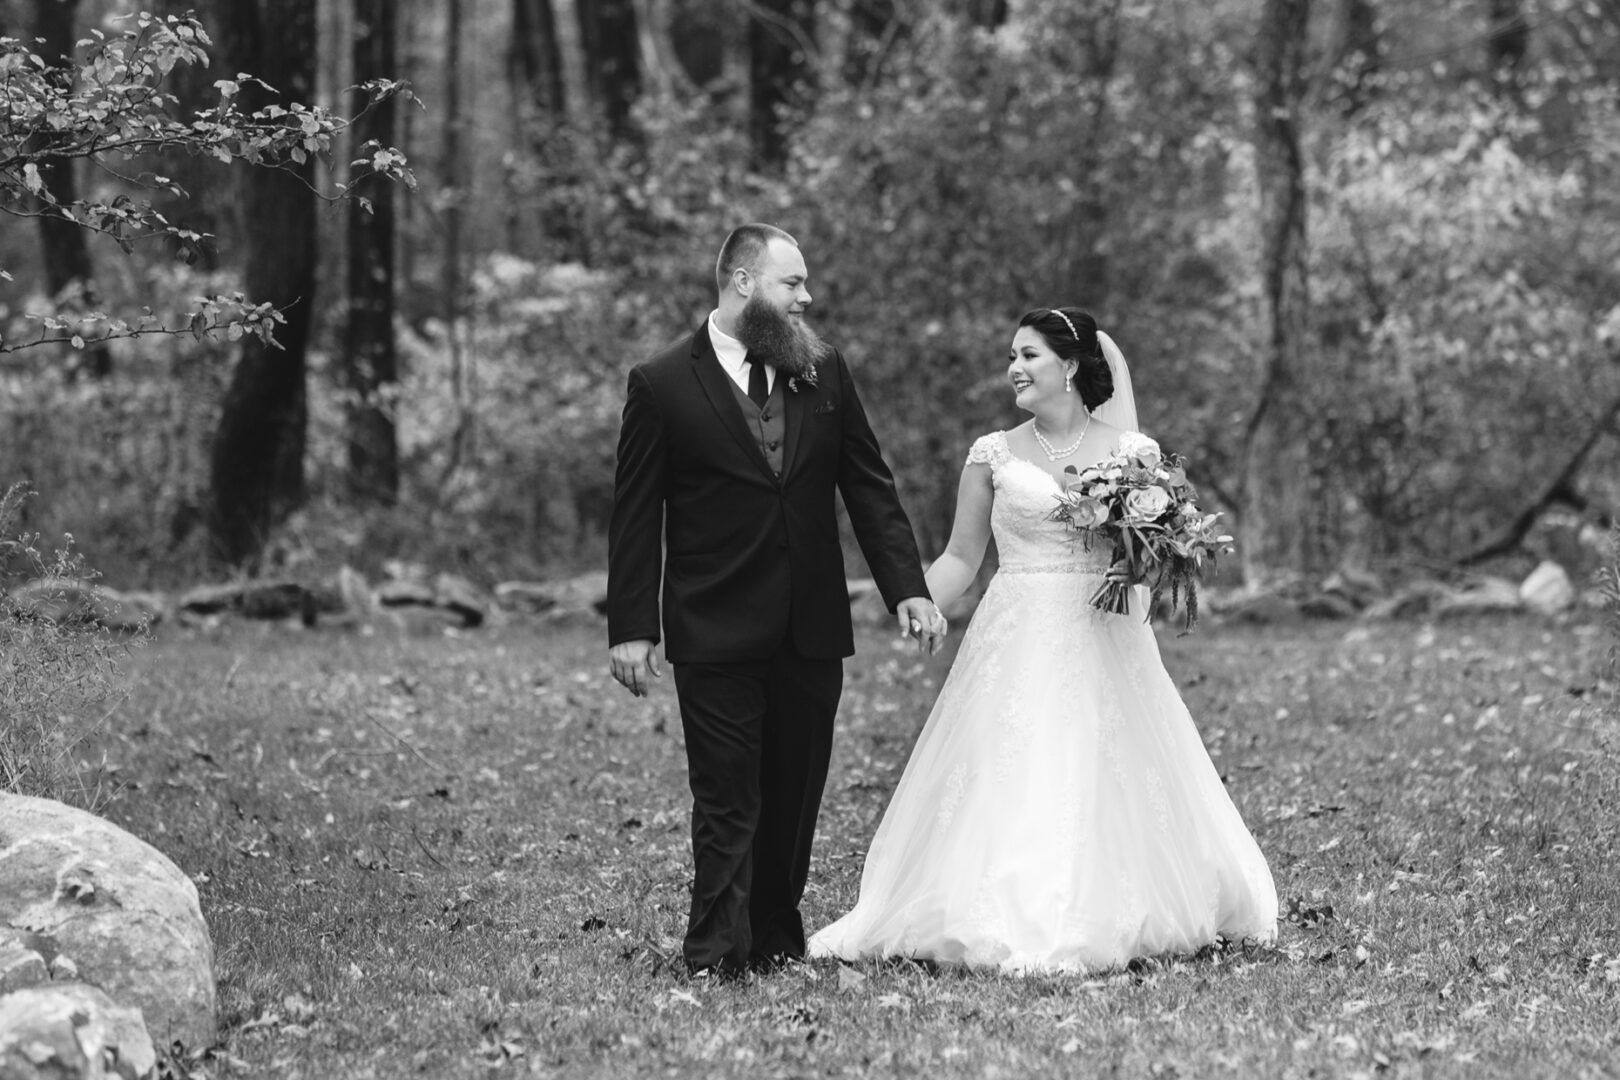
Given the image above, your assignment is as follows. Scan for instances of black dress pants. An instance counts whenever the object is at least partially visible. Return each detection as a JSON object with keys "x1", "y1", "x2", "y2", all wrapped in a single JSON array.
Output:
[{"x1": 673, "y1": 641, "x2": 842, "y2": 973}]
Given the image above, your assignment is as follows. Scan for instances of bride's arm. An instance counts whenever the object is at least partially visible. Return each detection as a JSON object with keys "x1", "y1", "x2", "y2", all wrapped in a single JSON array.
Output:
[{"x1": 923, "y1": 462, "x2": 994, "y2": 612}]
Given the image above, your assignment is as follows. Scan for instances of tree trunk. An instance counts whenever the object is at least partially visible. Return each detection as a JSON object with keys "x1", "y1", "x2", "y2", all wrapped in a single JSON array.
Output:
[
  {"x1": 549, "y1": 0, "x2": 594, "y2": 129},
  {"x1": 30, "y1": 0, "x2": 112, "y2": 379},
  {"x1": 1240, "y1": 0, "x2": 1318, "y2": 583},
  {"x1": 575, "y1": 0, "x2": 640, "y2": 134},
  {"x1": 511, "y1": 0, "x2": 566, "y2": 115},
  {"x1": 630, "y1": 0, "x2": 688, "y2": 99},
  {"x1": 1486, "y1": 0, "x2": 1529, "y2": 101},
  {"x1": 749, "y1": 0, "x2": 817, "y2": 168},
  {"x1": 442, "y1": 0, "x2": 473, "y2": 480},
  {"x1": 1460, "y1": 393, "x2": 1620, "y2": 565},
  {"x1": 207, "y1": 0, "x2": 319, "y2": 568},
  {"x1": 344, "y1": 0, "x2": 400, "y2": 505}
]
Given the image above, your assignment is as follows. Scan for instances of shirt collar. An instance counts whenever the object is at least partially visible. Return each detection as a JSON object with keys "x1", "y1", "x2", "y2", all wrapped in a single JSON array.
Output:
[{"x1": 707, "y1": 310, "x2": 749, "y2": 379}]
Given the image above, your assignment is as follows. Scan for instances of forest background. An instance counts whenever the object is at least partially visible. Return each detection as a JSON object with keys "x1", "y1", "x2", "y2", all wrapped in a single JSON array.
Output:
[{"x1": 3, "y1": 0, "x2": 1619, "y2": 594}]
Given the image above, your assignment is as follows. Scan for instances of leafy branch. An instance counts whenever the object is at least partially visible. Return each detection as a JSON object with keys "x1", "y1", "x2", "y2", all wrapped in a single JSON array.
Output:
[{"x1": 0, "y1": 11, "x2": 415, "y2": 355}]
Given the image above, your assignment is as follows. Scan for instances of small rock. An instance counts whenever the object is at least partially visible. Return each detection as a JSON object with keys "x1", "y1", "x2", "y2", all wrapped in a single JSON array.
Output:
[
  {"x1": 236, "y1": 581, "x2": 313, "y2": 622},
  {"x1": 433, "y1": 573, "x2": 489, "y2": 628},
  {"x1": 1320, "y1": 567, "x2": 1384, "y2": 610},
  {"x1": 1363, "y1": 580, "x2": 1450, "y2": 621},
  {"x1": 0, "y1": 982, "x2": 156, "y2": 1080},
  {"x1": 1298, "y1": 592, "x2": 1359, "y2": 620},
  {"x1": 1519, "y1": 560, "x2": 1575, "y2": 616},
  {"x1": 520, "y1": 571, "x2": 609, "y2": 619},
  {"x1": 376, "y1": 579, "x2": 437, "y2": 608},
  {"x1": 1434, "y1": 577, "x2": 1522, "y2": 618},
  {"x1": 492, "y1": 581, "x2": 558, "y2": 614},
  {"x1": 174, "y1": 582, "x2": 242, "y2": 615},
  {"x1": 385, "y1": 605, "x2": 468, "y2": 636},
  {"x1": 337, "y1": 565, "x2": 375, "y2": 617},
  {"x1": 6, "y1": 579, "x2": 103, "y2": 626}
]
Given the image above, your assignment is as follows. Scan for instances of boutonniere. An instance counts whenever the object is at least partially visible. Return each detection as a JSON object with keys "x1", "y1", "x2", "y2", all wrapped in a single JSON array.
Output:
[{"x1": 787, "y1": 365, "x2": 819, "y2": 393}]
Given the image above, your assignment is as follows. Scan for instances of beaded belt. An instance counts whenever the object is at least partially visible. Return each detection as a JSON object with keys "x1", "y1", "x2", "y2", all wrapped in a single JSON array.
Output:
[{"x1": 998, "y1": 564, "x2": 1106, "y2": 575}]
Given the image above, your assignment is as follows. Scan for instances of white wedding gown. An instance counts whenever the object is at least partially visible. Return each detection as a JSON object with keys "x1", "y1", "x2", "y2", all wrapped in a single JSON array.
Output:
[{"x1": 809, "y1": 431, "x2": 1278, "y2": 973}]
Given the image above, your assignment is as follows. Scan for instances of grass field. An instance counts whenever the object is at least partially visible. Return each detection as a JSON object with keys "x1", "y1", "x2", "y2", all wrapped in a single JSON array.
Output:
[{"x1": 93, "y1": 609, "x2": 1618, "y2": 1079}]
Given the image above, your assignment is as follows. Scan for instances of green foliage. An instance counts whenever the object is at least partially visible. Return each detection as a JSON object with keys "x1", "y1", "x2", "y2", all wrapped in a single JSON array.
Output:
[
  {"x1": 0, "y1": 484, "x2": 132, "y2": 808},
  {"x1": 0, "y1": 10, "x2": 413, "y2": 355}
]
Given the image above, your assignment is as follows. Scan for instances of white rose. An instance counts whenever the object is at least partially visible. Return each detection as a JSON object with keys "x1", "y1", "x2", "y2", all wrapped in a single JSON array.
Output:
[
  {"x1": 1125, "y1": 485, "x2": 1173, "y2": 521},
  {"x1": 1067, "y1": 496, "x2": 1109, "y2": 529},
  {"x1": 1117, "y1": 431, "x2": 1163, "y2": 469}
]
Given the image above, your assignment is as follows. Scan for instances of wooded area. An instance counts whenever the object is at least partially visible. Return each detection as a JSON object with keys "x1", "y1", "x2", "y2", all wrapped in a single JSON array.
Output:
[{"x1": 2, "y1": 0, "x2": 1618, "y2": 591}]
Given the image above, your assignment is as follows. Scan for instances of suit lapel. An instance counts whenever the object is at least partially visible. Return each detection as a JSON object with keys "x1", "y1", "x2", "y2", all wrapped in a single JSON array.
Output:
[{"x1": 688, "y1": 327, "x2": 776, "y2": 482}]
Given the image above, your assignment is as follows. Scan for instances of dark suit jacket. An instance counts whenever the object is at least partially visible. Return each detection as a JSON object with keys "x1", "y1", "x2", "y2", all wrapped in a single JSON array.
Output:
[{"x1": 607, "y1": 324, "x2": 929, "y2": 662}]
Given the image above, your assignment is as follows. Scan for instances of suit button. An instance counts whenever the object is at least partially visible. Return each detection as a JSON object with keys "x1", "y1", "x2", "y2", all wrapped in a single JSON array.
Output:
[
  {"x1": 767, "y1": 440, "x2": 779, "y2": 450},
  {"x1": 762, "y1": 411, "x2": 772, "y2": 420}
]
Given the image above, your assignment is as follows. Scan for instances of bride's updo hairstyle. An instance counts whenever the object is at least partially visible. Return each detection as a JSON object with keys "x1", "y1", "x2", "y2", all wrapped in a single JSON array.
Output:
[{"x1": 1018, "y1": 307, "x2": 1114, "y2": 412}]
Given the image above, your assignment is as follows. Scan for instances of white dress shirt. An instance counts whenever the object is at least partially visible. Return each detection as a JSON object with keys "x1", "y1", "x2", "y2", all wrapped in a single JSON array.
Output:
[{"x1": 708, "y1": 311, "x2": 774, "y2": 396}]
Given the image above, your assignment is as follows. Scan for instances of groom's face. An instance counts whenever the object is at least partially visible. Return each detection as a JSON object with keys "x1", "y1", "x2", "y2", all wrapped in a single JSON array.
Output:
[{"x1": 747, "y1": 239, "x2": 812, "y2": 318}]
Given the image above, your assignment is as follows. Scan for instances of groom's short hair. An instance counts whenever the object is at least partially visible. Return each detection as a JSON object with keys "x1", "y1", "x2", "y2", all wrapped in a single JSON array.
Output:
[{"x1": 716, "y1": 223, "x2": 798, "y2": 294}]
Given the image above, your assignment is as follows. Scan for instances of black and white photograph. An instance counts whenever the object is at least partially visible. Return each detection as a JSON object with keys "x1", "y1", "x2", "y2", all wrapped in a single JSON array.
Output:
[{"x1": 3, "y1": 0, "x2": 1618, "y2": 1076}]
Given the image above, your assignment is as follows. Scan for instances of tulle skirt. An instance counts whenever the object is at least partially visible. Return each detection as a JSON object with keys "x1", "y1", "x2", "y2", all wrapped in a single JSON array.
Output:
[{"x1": 809, "y1": 569, "x2": 1277, "y2": 973}]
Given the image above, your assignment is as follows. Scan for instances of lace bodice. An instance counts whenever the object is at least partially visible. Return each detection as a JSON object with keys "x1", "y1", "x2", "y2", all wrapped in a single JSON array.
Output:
[{"x1": 966, "y1": 431, "x2": 1113, "y2": 576}]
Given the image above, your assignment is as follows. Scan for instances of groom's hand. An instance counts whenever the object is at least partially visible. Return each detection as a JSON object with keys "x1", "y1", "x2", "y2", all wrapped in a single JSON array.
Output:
[
  {"x1": 896, "y1": 597, "x2": 947, "y2": 656},
  {"x1": 609, "y1": 639, "x2": 662, "y2": 697}
]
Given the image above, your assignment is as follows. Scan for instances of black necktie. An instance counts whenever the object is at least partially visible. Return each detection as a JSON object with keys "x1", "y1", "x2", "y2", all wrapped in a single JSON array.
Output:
[{"x1": 747, "y1": 359, "x2": 768, "y2": 409}]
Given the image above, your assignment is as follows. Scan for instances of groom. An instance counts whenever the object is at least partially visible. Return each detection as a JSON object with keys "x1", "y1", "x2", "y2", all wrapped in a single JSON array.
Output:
[{"x1": 607, "y1": 223, "x2": 944, "y2": 978}]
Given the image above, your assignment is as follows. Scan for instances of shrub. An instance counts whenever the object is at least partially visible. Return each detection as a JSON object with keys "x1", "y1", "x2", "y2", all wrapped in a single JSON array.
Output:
[{"x1": 0, "y1": 484, "x2": 134, "y2": 809}]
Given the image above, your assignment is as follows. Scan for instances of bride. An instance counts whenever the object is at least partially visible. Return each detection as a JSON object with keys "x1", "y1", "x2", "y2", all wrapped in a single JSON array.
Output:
[{"x1": 809, "y1": 307, "x2": 1277, "y2": 973}]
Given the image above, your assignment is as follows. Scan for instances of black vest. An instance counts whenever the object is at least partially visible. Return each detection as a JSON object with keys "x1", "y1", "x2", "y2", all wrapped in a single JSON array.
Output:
[{"x1": 727, "y1": 370, "x2": 786, "y2": 477}]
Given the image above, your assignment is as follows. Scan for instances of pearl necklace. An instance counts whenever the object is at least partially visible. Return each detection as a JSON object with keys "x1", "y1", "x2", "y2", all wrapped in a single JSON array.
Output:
[{"x1": 1031, "y1": 413, "x2": 1091, "y2": 461}]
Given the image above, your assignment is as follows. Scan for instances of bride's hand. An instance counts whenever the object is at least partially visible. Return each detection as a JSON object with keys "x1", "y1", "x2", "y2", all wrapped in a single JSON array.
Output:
[{"x1": 897, "y1": 597, "x2": 948, "y2": 655}]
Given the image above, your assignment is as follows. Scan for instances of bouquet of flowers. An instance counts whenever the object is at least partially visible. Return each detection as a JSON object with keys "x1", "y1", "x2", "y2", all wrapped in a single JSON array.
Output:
[{"x1": 1048, "y1": 431, "x2": 1234, "y2": 629}]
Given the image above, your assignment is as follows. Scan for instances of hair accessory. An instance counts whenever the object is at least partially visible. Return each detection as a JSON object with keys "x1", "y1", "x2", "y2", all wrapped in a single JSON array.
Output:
[{"x1": 1050, "y1": 308, "x2": 1080, "y2": 341}]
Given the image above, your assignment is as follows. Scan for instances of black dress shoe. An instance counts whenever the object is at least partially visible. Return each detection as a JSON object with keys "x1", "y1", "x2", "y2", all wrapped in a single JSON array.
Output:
[
  {"x1": 685, "y1": 961, "x2": 747, "y2": 984},
  {"x1": 748, "y1": 951, "x2": 806, "y2": 975}
]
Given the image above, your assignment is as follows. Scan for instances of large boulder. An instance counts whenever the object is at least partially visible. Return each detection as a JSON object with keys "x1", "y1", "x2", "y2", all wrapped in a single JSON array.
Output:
[
  {"x1": 0, "y1": 981, "x2": 156, "y2": 1080},
  {"x1": 0, "y1": 793, "x2": 215, "y2": 1052}
]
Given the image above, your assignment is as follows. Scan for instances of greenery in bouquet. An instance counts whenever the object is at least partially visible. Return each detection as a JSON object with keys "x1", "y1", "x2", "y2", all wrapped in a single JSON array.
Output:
[{"x1": 1048, "y1": 432, "x2": 1233, "y2": 629}]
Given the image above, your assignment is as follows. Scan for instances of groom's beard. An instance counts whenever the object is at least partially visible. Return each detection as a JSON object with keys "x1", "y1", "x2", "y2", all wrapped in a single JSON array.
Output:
[{"x1": 733, "y1": 294, "x2": 832, "y2": 380}]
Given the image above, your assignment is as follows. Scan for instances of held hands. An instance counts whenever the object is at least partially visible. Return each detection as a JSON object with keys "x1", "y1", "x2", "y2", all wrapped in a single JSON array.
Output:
[
  {"x1": 896, "y1": 597, "x2": 948, "y2": 656},
  {"x1": 609, "y1": 639, "x2": 661, "y2": 697}
]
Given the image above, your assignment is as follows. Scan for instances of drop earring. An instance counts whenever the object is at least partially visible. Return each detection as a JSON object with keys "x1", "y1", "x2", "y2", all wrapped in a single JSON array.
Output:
[{"x1": 1064, "y1": 372, "x2": 1073, "y2": 393}]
